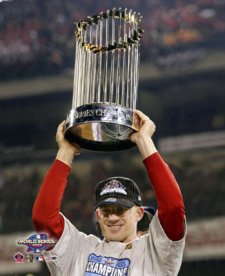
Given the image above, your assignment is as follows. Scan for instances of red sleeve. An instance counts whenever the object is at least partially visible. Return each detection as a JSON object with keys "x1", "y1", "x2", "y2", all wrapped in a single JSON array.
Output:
[
  {"x1": 143, "y1": 152, "x2": 185, "y2": 241},
  {"x1": 32, "y1": 159, "x2": 71, "y2": 240}
]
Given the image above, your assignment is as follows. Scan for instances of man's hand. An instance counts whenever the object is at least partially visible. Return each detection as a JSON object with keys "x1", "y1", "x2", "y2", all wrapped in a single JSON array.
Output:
[
  {"x1": 130, "y1": 110, "x2": 157, "y2": 159},
  {"x1": 130, "y1": 110, "x2": 156, "y2": 144},
  {"x1": 56, "y1": 121, "x2": 80, "y2": 166}
]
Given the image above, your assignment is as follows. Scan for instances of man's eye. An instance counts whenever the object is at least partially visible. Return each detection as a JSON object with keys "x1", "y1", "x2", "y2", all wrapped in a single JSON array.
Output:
[
  {"x1": 101, "y1": 207, "x2": 127, "y2": 216},
  {"x1": 116, "y1": 209, "x2": 123, "y2": 215},
  {"x1": 116, "y1": 208, "x2": 127, "y2": 214},
  {"x1": 102, "y1": 210, "x2": 109, "y2": 216}
]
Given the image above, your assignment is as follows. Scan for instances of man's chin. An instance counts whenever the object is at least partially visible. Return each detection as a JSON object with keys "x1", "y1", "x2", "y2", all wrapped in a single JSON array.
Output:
[
  {"x1": 106, "y1": 237, "x2": 123, "y2": 242},
  {"x1": 105, "y1": 232, "x2": 124, "y2": 242}
]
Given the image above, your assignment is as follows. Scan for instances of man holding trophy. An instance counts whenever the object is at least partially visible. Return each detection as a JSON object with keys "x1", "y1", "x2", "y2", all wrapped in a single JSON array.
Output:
[{"x1": 32, "y1": 9, "x2": 186, "y2": 275}]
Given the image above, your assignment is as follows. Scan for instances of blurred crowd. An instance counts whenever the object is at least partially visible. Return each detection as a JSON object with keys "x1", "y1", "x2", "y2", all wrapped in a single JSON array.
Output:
[
  {"x1": 0, "y1": 150, "x2": 224, "y2": 235},
  {"x1": 0, "y1": 0, "x2": 224, "y2": 80}
]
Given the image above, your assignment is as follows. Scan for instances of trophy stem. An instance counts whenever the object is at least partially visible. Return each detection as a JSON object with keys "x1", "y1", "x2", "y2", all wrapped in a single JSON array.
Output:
[
  {"x1": 72, "y1": 40, "x2": 78, "y2": 108},
  {"x1": 103, "y1": 12, "x2": 109, "y2": 103}
]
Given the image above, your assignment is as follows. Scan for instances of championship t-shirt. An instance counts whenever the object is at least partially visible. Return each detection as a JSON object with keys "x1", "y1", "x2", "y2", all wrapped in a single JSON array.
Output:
[{"x1": 43, "y1": 213, "x2": 186, "y2": 276}]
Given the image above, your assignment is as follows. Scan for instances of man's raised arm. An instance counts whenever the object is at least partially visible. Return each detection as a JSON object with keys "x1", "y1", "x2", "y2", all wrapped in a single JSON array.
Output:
[
  {"x1": 130, "y1": 110, "x2": 185, "y2": 241},
  {"x1": 32, "y1": 121, "x2": 80, "y2": 240}
]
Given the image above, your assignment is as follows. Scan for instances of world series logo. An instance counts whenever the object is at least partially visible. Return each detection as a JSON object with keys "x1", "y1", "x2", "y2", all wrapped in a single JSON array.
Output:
[{"x1": 17, "y1": 233, "x2": 55, "y2": 253}]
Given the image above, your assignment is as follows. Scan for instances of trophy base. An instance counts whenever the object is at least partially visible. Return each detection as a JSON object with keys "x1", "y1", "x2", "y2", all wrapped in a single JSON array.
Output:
[{"x1": 65, "y1": 103, "x2": 137, "y2": 151}]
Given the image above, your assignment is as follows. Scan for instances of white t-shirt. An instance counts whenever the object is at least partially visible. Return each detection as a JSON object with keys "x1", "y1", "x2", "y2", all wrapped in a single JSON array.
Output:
[{"x1": 43, "y1": 212, "x2": 186, "y2": 276}]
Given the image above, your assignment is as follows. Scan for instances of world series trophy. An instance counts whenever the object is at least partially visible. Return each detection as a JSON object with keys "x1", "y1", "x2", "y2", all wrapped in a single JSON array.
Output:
[{"x1": 65, "y1": 8, "x2": 143, "y2": 151}]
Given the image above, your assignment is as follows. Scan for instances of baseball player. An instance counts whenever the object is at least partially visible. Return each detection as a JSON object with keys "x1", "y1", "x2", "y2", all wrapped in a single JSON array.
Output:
[{"x1": 32, "y1": 110, "x2": 186, "y2": 275}]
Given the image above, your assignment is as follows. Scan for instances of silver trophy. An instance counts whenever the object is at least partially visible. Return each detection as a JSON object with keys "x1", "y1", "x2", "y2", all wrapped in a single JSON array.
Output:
[{"x1": 65, "y1": 8, "x2": 143, "y2": 151}]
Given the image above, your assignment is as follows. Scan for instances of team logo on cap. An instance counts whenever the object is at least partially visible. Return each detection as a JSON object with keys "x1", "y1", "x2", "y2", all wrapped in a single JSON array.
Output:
[{"x1": 100, "y1": 179, "x2": 127, "y2": 196}]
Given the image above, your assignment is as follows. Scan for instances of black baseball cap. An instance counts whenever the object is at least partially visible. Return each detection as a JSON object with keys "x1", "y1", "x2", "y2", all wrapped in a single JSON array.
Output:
[{"x1": 95, "y1": 176, "x2": 142, "y2": 209}]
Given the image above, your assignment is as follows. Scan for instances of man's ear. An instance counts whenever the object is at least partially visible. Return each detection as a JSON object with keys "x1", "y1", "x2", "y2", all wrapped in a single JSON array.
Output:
[
  {"x1": 137, "y1": 206, "x2": 144, "y2": 221},
  {"x1": 95, "y1": 208, "x2": 100, "y2": 221}
]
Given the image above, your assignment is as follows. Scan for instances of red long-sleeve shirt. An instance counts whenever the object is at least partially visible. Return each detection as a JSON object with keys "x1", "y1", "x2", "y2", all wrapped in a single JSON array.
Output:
[{"x1": 32, "y1": 152, "x2": 185, "y2": 242}]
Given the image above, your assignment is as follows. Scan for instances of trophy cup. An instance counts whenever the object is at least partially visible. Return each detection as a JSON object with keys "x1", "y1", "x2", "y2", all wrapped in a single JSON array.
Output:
[{"x1": 65, "y1": 8, "x2": 143, "y2": 151}]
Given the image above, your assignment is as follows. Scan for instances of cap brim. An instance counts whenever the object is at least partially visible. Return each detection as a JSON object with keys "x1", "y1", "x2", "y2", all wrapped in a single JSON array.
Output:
[{"x1": 95, "y1": 197, "x2": 135, "y2": 209}]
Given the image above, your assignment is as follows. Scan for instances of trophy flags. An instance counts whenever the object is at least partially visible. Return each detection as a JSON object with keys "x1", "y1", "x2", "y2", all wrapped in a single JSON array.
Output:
[{"x1": 65, "y1": 8, "x2": 143, "y2": 151}]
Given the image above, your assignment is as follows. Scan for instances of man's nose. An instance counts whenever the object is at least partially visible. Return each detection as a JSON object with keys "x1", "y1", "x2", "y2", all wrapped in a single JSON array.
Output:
[{"x1": 108, "y1": 213, "x2": 119, "y2": 220}]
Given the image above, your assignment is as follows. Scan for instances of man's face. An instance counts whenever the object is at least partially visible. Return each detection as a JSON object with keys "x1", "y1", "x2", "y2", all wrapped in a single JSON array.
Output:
[{"x1": 96, "y1": 205, "x2": 144, "y2": 243}]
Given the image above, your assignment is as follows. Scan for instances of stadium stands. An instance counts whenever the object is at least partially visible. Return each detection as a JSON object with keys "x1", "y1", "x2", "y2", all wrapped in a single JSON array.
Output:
[{"x1": 0, "y1": 0, "x2": 224, "y2": 80}]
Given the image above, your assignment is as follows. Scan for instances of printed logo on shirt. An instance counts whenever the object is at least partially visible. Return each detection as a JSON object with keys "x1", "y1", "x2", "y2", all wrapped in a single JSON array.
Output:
[{"x1": 85, "y1": 253, "x2": 130, "y2": 276}]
